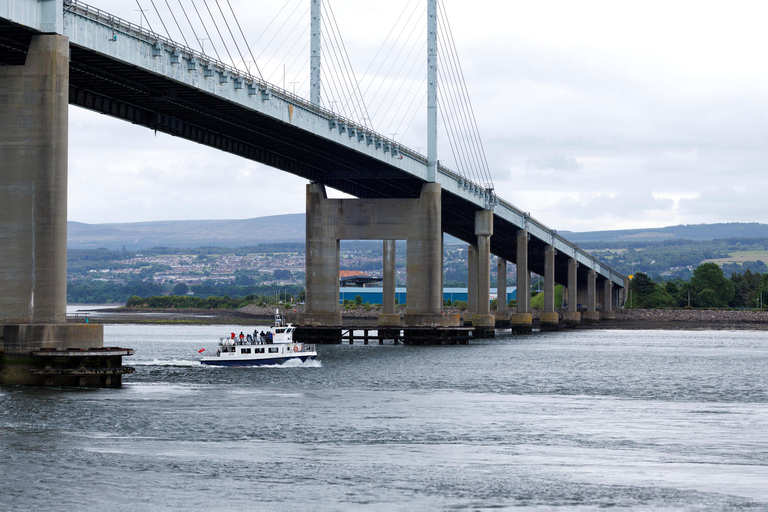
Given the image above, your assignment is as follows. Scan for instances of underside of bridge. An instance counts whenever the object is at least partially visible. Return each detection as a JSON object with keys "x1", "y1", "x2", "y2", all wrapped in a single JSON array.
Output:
[
  {"x1": 0, "y1": 18, "x2": 545, "y2": 276},
  {"x1": 1, "y1": 18, "x2": 623, "y2": 342}
]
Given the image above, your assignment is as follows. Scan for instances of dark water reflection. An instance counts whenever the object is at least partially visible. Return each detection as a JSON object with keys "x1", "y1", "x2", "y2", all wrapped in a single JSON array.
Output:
[{"x1": 2, "y1": 326, "x2": 768, "y2": 510}]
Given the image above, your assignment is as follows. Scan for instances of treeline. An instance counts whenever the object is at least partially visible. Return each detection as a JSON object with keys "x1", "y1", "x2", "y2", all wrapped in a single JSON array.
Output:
[
  {"x1": 629, "y1": 263, "x2": 768, "y2": 309},
  {"x1": 125, "y1": 293, "x2": 301, "y2": 309},
  {"x1": 586, "y1": 238, "x2": 768, "y2": 281},
  {"x1": 67, "y1": 279, "x2": 304, "y2": 304}
]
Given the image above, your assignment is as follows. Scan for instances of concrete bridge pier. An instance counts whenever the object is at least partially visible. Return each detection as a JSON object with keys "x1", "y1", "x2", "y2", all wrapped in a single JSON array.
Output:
[
  {"x1": 464, "y1": 245, "x2": 478, "y2": 325},
  {"x1": 583, "y1": 269, "x2": 600, "y2": 323},
  {"x1": 0, "y1": 35, "x2": 118, "y2": 386},
  {"x1": 540, "y1": 246, "x2": 559, "y2": 331},
  {"x1": 402, "y1": 183, "x2": 458, "y2": 330},
  {"x1": 378, "y1": 240, "x2": 401, "y2": 326},
  {"x1": 298, "y1": 182, "x2": 458, "y2": 343},
  {"x1": 601, "y1": 278, "x2": 616, "y2": 320},
  {"x1": 563, "y1": 258, "x2": 581, "y2": 325},
  {"x1": 510, "y1": 230, "x2": 532, "y2": 333},
  {"x1": 471, "y1": 210, "x2": 495, "y2": 337},
  {"x1": 495, "y1": 259, "x2": 510, "y2": 327}
]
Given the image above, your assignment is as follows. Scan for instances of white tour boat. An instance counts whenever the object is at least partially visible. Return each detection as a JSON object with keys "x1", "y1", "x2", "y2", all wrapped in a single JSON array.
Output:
[{"x1": 200, "y1": 311, "x2": 317, "y2": 367}]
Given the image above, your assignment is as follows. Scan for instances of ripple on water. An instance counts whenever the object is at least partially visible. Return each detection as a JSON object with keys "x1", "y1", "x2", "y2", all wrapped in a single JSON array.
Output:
[{"x1": 1, "y1": 326, "x2": 767, "y2": 510}]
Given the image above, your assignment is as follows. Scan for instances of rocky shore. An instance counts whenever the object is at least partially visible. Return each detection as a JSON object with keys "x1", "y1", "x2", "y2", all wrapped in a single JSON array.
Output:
[
  {"x1": 85, "y1": 304, "x2": 768, "y2": 330},
  {"x1": 606, "y1": 308, "x2": 768, "y2": 330}
]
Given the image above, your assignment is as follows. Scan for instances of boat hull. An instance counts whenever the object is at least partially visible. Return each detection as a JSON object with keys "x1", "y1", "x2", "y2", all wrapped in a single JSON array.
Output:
[{"x1": 200, "y1": 355, "x2": 316, "y2": 367}]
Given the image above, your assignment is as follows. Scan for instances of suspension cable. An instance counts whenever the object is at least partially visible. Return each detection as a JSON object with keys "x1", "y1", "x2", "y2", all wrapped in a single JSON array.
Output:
[
  {"x1": 325, "y1": 0, "x2": 372, "y2": 127},
  {"x1": 213, "y1": 0, "x2": 249, "y2": 74},
  {"x1": 190, "y1": 0, "x2": 222, "y2": 61},
  {"x1": 225, "y1": 0, "x2": 264, "y2": 79},
  {"x1": 149, "y1": 0, "x2": 172, "y2": 39},
  {"x1": 163, "y1": 0, "x2": 190, "y2": 46},
  {"x1": 135, "y1": 0, "x2": 157, "y2": 34},
  {"x1": 201, "y1": 0, "x2": 236, "y2": 65},
  {"x1": 177, "y1": 0, "x2": 204, "y2": 52}
]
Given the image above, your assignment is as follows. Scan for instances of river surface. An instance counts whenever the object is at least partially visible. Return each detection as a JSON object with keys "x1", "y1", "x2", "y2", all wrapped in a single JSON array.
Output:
[{"x1": 2, "y1": 326, "x2": 768, "y2": 511}]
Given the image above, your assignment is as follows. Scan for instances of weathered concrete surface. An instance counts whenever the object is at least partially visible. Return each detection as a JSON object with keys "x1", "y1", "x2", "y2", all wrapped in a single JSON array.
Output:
[
  {"x1": 377, "y1": 314, "x2": 402, "y2": 327},
  {"x1": 1, "y1": 323, "x2": 105, "y2": 385},
  {"x1": 510, "y1": 312, "x2": 533, "y2": 333},
  {"x1": 382, "y1": 240, "x2": 396, "y2": 315},
  {"x1": 587, "y1": 269, "x2": 597, "y2": 313},
  {"x1": 466, "y1": 245, "x2": 478, "y2": 319},
  {"x1": 0, "y1": 35, "x2": 109, "y2": 385},
  {"x1": 495, "y1": 259, "x2": 510, "y2": 325},
  {"x1": 601, "y1": 279, "x2": 615, "y2": 320},
  {"x1": 404, "y1": 183, "x2": 444, "y2": 321},
  {"x1": 564, "y1": 258, "x2": 581, "y2": 324},
  {"x1": 304, "y1": 184, "x2": 342, "y2": 326},
  {"x1": 540, "y1": 312, "x2": 560, "y2": 330},
  {"x1": 0, "y1": 35, "x2": 69, "y2": 324},
  {"x1": 302, "y1": 182, "x2": 454, "y2": 329},
  {"x1": 541, "y1": 246, "x2": 559, "y2": 329},
  {"x1": 516, "y1": 230, "x2": 530, "y2": 315},
  {"x1": 582, "y1": 311, "x2": 601, "y2": 323},
  {"x1": 544, "y1": 246, "x2": 556, "y2": 314},
  {"x1": 475, "y1": 210, "x2": 492, "y2": 316}
]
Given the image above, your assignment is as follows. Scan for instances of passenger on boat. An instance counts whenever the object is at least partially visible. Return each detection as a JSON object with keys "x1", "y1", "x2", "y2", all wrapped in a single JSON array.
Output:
[
  {"x1": 246, "y1": 334, "x2": 253, "y2": 343},
  {"x1": 239, "y1": 332, "x2": 245, "y2": 343}
]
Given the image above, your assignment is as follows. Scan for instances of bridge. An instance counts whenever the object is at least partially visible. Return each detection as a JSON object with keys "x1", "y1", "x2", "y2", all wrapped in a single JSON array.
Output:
[{"x1": 1, "y1": 0, "x2": 625, "y2": 383}]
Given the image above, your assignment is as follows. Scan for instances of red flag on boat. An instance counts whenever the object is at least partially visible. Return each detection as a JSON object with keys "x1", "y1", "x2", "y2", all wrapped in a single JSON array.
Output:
[{"x1": 198, "y1": 348, "x2": 205, "y2": 353}]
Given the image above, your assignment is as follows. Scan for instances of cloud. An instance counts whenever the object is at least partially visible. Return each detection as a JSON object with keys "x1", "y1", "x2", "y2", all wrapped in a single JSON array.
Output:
[
  {"x1": 60, "y1": 0, "x2": 768, "y2": 234},
  {"x1": 524, "y1": 153, "x2": 583, "y2": 172}
]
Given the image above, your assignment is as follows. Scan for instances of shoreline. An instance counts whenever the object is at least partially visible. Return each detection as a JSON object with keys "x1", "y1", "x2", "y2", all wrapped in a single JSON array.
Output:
[{"x1": 69, "y1": 306, "x2": 768, "y2": 330}]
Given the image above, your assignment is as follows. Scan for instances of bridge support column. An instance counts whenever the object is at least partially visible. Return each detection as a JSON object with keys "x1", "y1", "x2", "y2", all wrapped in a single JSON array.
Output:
[
  {"x1": 298, "y1": 182, "x2": 457, "y2": 343},
  {"x1": 464, "y1": 245, "x2": 478, "y2": 324},
  {"x1": 495, "y1": 259, "x2": 510, "y2": 326},
  {"x1": 563, "y1": 258, "x2": 581, "y2": 325},
  {"x1": 511, "y1": 230, "x2": 532, "y2": 333},
  {"x1": 623, "y1": 276, "x2": 630, "y2": 309},
  {"x1": 1, "y1": 35, "x2": 109, "y2": 386},
  {"x1": 601, "y1": 279, "x2": 615, "y2": 320},
  {"x1": 404, "y1": 183, "x2": 456, "y2": 328},
  {"x1": 378, "y1": 240, "x2": 401, "y2": 326},
  {"x1": 540, "y1": 246, "x2": 559, "y2": 331},
  {"x1": 583, "y1": 269, "x2": 600, "y2": 323},
  {"x1": 471, "y1": 210, "x2": 495, "y2": 337},
  {"x1": 303, "y1": 184, "x2": 342, "y2": 329}
]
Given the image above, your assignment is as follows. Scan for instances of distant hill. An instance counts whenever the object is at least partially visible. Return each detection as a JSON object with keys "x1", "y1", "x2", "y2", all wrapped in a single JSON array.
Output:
[
  {"x1": 67, "y1": 214, "x2": 306, "y2": 249},
  {"x1": 559, "y1": 223, "x2": 768, "y2": 243},
  {"x1": 67, "y1": 217, "x2": 768, "y2": 250}
]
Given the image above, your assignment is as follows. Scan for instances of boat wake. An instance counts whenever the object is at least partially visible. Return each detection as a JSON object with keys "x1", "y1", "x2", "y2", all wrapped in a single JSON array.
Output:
[{"x1": 133, "y1": 359, "x2": 201, "y2": 367}]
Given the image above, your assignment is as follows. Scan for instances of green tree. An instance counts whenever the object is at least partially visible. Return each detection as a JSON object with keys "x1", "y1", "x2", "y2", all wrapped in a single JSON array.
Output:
[
  {"x1": 173, "y1": 283, "x2": 190, "y2": 295},
  {"x1": 691, "y1": 263, "x2": 734, "y2": 308},
  {"x1": 730, "y1": 269, "x2": 762, "y2": 308}
]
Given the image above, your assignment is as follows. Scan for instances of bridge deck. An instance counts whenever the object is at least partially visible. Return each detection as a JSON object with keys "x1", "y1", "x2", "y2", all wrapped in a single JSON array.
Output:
[{"x1": 0, "y1": 0, "x2": 624, "y2": 288}]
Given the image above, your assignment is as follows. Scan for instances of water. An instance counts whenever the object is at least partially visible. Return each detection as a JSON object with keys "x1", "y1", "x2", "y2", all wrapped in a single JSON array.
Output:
[{"x1": 2, "y1": 326, "x2": 768, "y2": 511}]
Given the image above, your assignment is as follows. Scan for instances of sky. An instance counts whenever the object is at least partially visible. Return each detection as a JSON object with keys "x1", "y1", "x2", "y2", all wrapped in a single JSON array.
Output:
[{"x1": 67, "y1": 0, "x2": 768, "y2": 232}]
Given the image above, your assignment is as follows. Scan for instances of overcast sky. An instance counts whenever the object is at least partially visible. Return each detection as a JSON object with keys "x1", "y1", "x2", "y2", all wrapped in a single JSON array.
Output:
[{"x1": 68, "y1": 0, "x2": 768, "y2": 232}]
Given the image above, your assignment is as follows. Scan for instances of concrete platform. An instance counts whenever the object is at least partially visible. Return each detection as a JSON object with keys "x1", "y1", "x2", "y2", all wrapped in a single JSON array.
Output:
[
  {"x1": 540, "y1": 312, "x2": 560, "y2": 332},
  {"x1": 510, "y1": 313, "x2": 533, "y2": 334}
]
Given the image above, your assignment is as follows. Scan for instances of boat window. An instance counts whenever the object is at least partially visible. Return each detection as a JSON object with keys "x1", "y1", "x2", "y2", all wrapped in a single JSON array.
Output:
[
  {"x1": 242, "y1": 348, "x2": 251, "y2": 354},
  {"x1": 268, "y1": 347, "x2": 279, "y2": 353},
  {"x1": 276, "y1": 328, "x2": 284, "y2": 334},
  {"x1": 255, "y1": 348, "x2": 265, "y2": 353}
]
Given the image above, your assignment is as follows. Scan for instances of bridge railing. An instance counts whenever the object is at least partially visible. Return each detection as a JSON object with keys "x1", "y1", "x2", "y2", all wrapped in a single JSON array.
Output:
[{"x1": 61, "y1": 1, "x2": 622, "y2": 285}]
